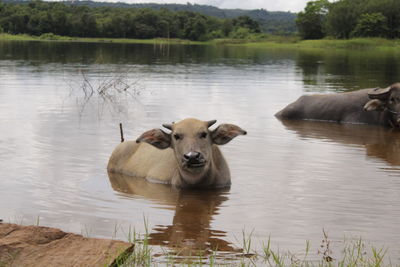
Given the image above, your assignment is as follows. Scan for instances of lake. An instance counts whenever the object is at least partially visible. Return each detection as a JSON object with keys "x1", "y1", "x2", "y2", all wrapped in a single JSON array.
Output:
[{"x1": 1, "y1": 40, "x2": 400, "y2": 264}]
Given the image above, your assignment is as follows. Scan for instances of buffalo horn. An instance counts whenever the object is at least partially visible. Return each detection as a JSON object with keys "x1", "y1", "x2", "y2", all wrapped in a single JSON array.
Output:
[
  {"x1": 207, "y1": 120, "x2": 217, "y2": 128},
  {"x1": 368, "y1": 86, "x2": 392, "y2": 100},
  {"x1": 162, "y1": 122, "x2": 173, "y2": 130}
]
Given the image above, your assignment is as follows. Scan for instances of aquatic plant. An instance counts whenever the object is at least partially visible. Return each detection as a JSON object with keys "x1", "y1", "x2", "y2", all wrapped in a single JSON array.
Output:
[{"x1": 113, "y1": 226, "x2": 393, "y2": 266}]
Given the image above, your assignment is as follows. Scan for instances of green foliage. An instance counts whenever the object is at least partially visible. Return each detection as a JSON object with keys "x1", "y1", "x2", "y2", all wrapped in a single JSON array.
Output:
[
  {"x1": 0, "y1": 0, "x2": 266, "y2": 41},
  {"x1": 0, "y1": 0, "x2": 298, "y2": 39},
  {"x1": 352, "y1": 13, "x2": 388, "y2": 37},
  {"x1": 232, "y1": 16, "x2": 261, "y2": 33},
  {"x1": 229, "y1": 27, "x2": 252, "y2": 39},
  {"x1": 326, "y1": 0, "x2": 363, "y2": 39},
  {"x1": 361, "y1": 0, "x2": 400, "y2": 39},
  {"x1": 299, "y1": 0, "x2": 400, "y2": 39},
  {"x1": 296, "y1": 0, "x2": 330, "y2": 40},
  {"x1": 75, "y1": 1, "x2": 297, "y2": 35},
  {"x1": 39, "y1": 32, "x2": 60, "y2": 40}
]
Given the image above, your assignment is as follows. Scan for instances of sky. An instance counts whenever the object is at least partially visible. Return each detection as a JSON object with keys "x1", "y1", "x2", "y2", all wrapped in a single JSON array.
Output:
[{"x1": 98, "y1": 0, "x2": 310, "y2": 12}]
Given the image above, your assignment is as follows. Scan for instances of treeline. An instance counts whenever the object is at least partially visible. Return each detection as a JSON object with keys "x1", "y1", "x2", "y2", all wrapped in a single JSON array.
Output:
[
  {"x1": 5, "y1": 0, "x2": 296, "y2": 34},
  {"x1": 70, "y1": 1, "x2": 297, "y2": 34},
  {"x1": 0, "y1": 0, "x2": 261, "y2": 41},
  {"x1": 297, "y1": 0, "x2": 400, "y2": 39}
]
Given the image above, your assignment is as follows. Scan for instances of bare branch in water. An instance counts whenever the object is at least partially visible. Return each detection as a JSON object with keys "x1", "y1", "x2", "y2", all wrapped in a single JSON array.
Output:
[{"x1": 68, "y1": 69, "x2": 142, "y2": 118}]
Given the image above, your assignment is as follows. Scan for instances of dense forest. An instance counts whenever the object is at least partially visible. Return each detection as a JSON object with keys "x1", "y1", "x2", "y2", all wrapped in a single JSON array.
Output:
[
  {"x1": 297, "y1": 0, "x2": 400, "y2": 39},
  {"x1": 0, "y1": 0, "x2": 297, "y2": 37},
  {"x1": 0, "y1": 0, "x2": 267, "y2": 40},
  {"x1": 68, "y1": 2, "x2": 297, "y2": 34}
]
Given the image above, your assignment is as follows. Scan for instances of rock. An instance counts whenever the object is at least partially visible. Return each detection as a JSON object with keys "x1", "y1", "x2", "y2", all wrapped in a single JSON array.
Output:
[{"x1": 0, "y1": 223, "x2": 133, "y2": 267}]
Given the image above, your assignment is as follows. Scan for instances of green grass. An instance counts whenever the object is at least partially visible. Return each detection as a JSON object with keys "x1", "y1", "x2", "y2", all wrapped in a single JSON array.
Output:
[
  {"x1": 295, "y1": 37, "x2": 400, "y2": 51},
  {"x1": 0, "y1": 33, "x2": 204, "y2": 45},
  {"x1": 213, "y1": 36, "x2": 400, "y2": 52},
  {"x1": 113, "y1": 226, "x2": 394, "y2": 267}
]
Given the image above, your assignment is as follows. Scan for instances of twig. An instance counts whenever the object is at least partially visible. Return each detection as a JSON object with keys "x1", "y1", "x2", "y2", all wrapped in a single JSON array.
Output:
[{"x1": 120, "y1": 123, "x2": 124, "y2": 143}]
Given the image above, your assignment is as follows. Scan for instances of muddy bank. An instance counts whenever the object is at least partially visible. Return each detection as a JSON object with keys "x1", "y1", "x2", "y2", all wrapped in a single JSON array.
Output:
[{"x1": 0, "y1": 223, "x2": 133, "y2": 266}]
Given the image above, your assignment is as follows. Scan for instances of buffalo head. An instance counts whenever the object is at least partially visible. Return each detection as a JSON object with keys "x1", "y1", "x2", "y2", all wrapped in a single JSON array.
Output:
[
  {"x1": 364, "y1": 83, "x2": 400, "y2": 127},
  {"x1": 136, "y1": 118, "x2": 246, "y2": 185}
]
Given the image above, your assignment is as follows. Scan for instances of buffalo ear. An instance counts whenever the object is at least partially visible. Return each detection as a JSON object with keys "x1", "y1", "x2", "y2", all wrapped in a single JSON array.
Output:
[
  {"x1": 211, "y1": 124, "x2": 247, "y2": 145},
  {"x1": 364, "y1": 99, "x2": 386, "y2": 111},
  {"x1": 136, "y1": 129, "x2": 171, "y2": 149},
  {"x1": 368, "y1": 86, "x2": 391, "y2": 100}
]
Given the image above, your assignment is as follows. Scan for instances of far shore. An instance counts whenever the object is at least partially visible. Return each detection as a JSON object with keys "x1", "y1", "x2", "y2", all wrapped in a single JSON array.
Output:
[{"x1": 2, "y1": 33, "x2": 400, "y2": 52}]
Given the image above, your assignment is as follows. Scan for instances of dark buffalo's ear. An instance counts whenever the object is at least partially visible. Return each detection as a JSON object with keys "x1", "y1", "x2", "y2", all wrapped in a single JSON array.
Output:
[
  {"x1": 211, "y1": 124, "x2": 247, "y2": 145},
  {"x1": 368, "y1": 86, "x2": 392, "y2": 100},
  {"x1": 136, "y1": 129, "x2": 171, "y2": 149},
  {"x1": 364, "y1": 99, "x2": 386, "y2": 111}
]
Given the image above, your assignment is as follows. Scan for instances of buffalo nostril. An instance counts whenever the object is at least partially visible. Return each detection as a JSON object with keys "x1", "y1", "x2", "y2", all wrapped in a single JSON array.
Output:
[{"x1": 183, "y1": 151, "x2": 201, "y2": 161}]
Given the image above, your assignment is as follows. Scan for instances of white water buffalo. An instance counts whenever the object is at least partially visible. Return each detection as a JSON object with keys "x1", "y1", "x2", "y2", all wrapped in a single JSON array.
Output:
[
  {"x1": 275, "y1": 83, "x2": 400, "y2": 128},
  {"x1": 107, "y1": 118, "x2": 246, "y2": 188}
]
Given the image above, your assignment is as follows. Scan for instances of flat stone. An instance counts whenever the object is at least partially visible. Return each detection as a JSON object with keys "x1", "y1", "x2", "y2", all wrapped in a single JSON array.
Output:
[{"x1": 0, "y1": 223, "x2": 133, "y2": 267}]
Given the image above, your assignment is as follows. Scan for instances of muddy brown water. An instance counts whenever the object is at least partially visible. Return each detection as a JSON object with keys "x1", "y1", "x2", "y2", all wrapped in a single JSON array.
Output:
[{"x1": 1, "y1": 41, "x2": 400, "y2": 264}]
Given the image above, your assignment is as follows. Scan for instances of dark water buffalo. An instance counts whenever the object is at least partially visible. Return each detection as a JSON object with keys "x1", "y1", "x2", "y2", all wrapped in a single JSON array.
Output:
[
  {"x1": 107, "y1": 118, "x2": 246, "y2": 188},
  {"x1": 275, "y1": 83, "x2": 400, "y2": 128}
]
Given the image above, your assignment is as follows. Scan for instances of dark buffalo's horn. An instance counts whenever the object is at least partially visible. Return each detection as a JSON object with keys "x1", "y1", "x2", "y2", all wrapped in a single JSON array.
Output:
[
  {"x1": 368, "y1": 86, "x2": 392, "y2": 100},
  {"x1": 207, "y1": 120, "x2": 217, "y2": 128}
]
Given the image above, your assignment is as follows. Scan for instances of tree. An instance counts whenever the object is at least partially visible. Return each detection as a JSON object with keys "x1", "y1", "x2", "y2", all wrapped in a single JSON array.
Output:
[
  {"x1": 352, "y1": 13, "x2": 388, "y2": 37},
  {"x1": 326, "y1": 0, "x2": 364, "y2": 39},
  {"x1": 182, "y1": 13, "x2": 207, "y2": 41},
  {"x1": 221, "y1": 19, "x2": 233, "y2": 36},
  {"x1": 362, "y1": 0, "x2": 400, "y2": 38},
  {"x1": 232, "y1": 16, "x2": 261, "y2": 33},
  {"x1": 296, "y1": 0, "x2": 329, "y2": 39}
]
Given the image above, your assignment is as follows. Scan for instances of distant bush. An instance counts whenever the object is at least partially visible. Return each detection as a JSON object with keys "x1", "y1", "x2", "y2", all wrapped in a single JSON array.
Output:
[
  {"x1": 207, "y1": 29, "x2": 224, "y2": 39},
  {"x1": 229, "y1": 27, "x2": 252, "y2": 39},
  {"x1": 39, "y1": 33, "x2": 62, "y2": 40}
]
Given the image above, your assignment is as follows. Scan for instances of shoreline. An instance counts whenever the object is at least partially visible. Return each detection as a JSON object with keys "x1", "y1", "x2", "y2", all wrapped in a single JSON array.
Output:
[
  {"x1": 2, "y1": 33, "x2": 400, "y2": 51},
  {"x1": 0, "y1": 222, "x2": 393, "y2": 266}
]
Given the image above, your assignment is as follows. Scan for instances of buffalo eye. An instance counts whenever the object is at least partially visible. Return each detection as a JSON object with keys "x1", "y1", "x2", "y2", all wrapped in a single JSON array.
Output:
[
  {"x1": 200, "y1": 132, "x2": 207, "y2": 139},
  {"x1": 173, "y1": 134, "x2": 182, "y2": 141},
  {"x1": 390, "y1": 97, "x2": 395, "y2": 103}
]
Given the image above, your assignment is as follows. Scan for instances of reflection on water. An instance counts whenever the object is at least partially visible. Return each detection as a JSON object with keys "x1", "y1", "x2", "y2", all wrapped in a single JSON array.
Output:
[
  {"x1": 0, "y1": 40, "x2": 295, "y2": 65},
  {"x1": 109, "y1": 173, "x2": 239, "y2": 259},
  {"x1": 296, "y1": 49, "x2": 400, "y2": 92},
  {"x1": 280, "y1": 119, "x2": 400, "y2": 167},
  {"x1": 1, "y1": 40, "x2": 400, "y2": 263}
]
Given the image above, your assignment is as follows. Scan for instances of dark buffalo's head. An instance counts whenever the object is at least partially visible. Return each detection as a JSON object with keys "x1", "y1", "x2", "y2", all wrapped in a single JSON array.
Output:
[
  {"x1": 136, "y1": 118, "x2": 246, "y2": 184},
  {"x1": 364, "y1": 83, "x2": 400, "y2": 127}
]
